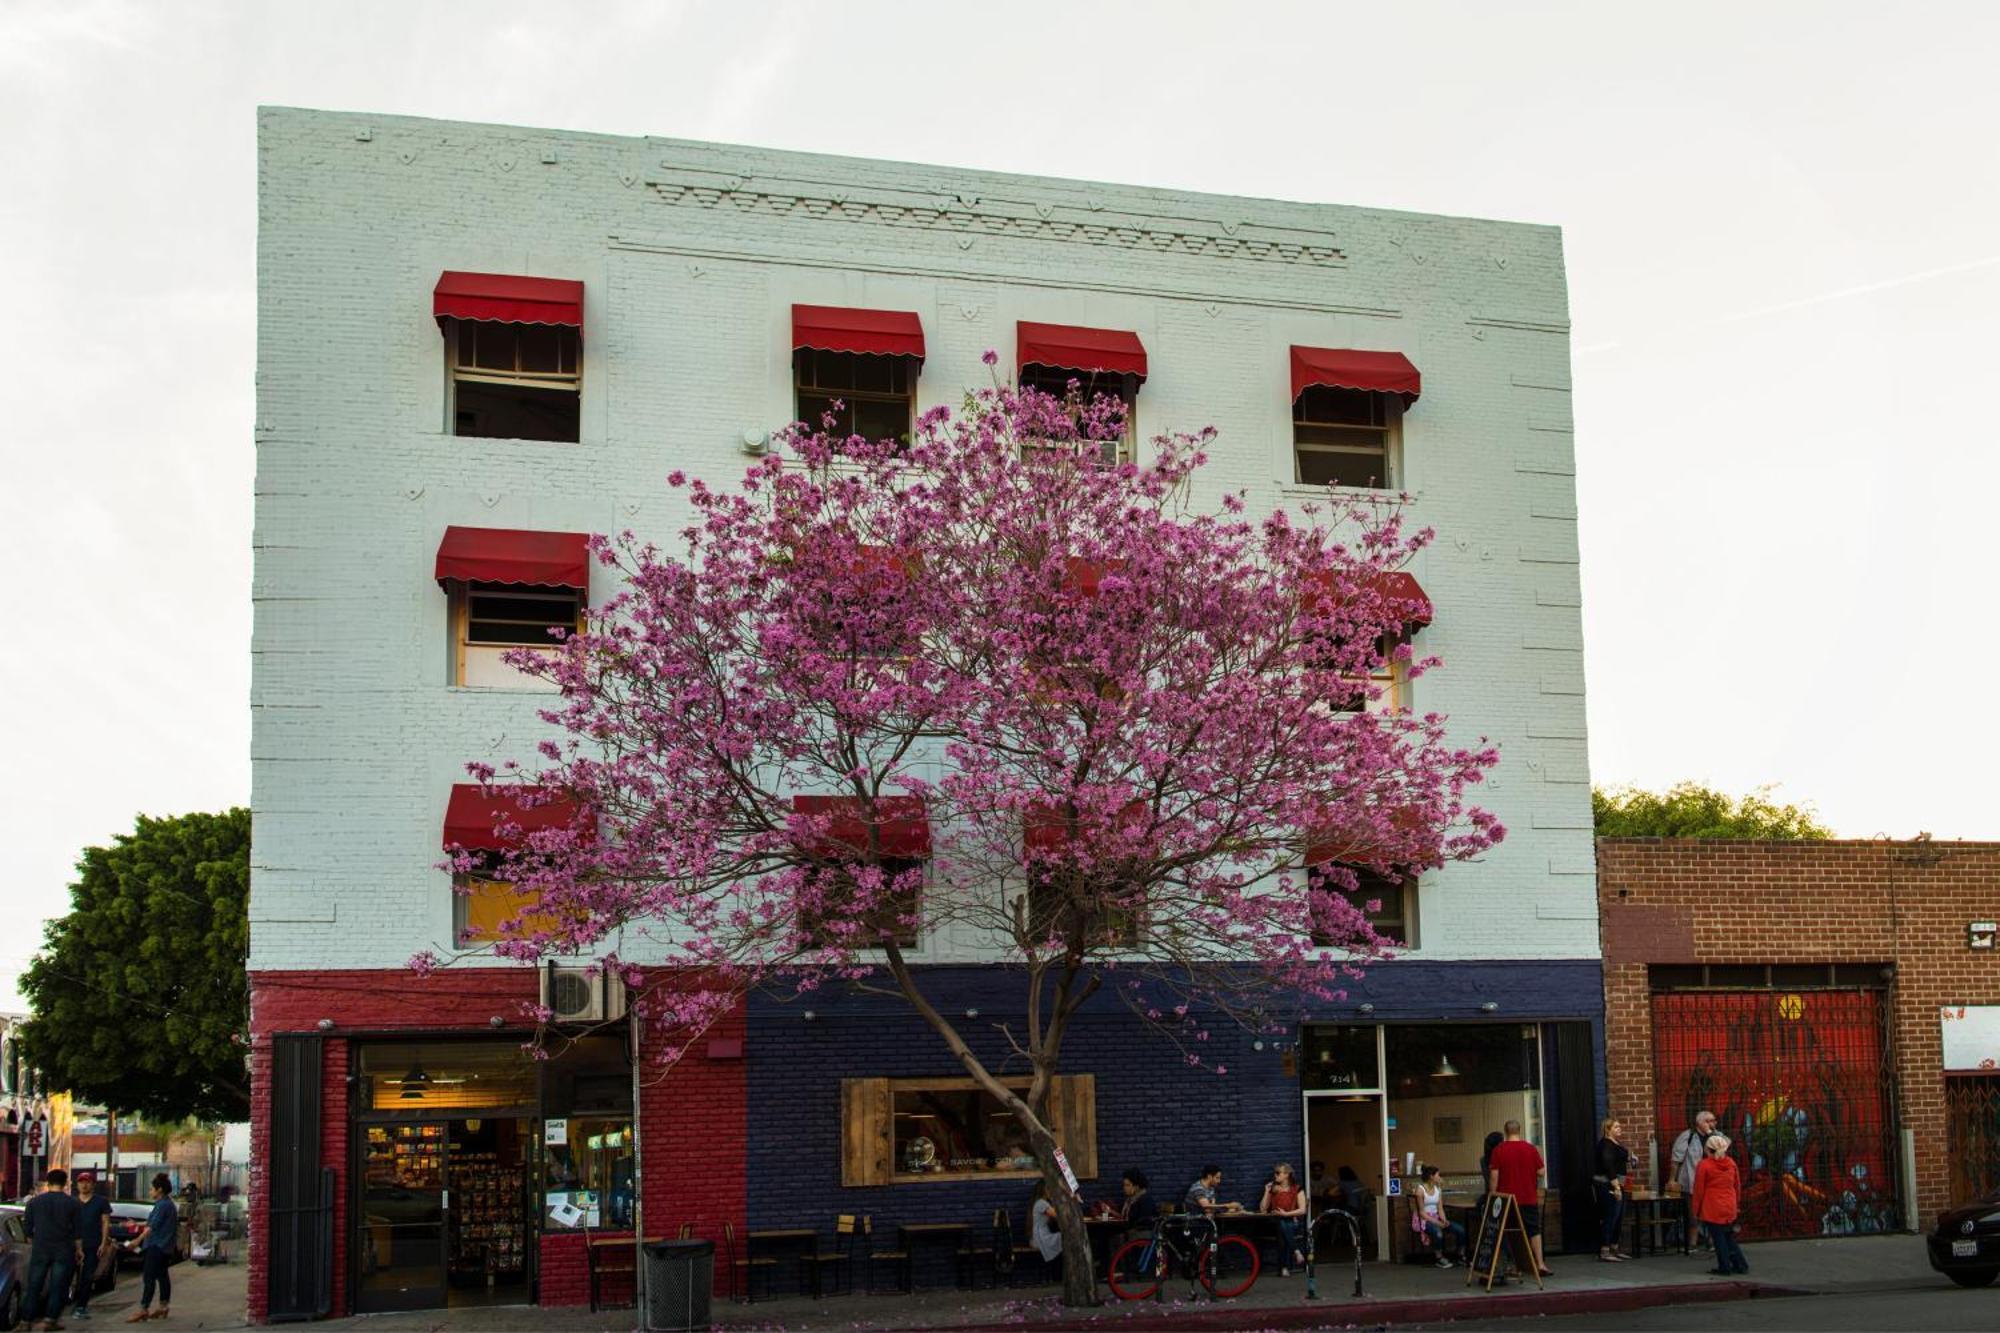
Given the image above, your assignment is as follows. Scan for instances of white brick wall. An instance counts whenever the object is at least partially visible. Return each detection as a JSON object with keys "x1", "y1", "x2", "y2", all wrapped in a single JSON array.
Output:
[{"x1": 251, "y1": 106, "x2": 1593, "y2": 971}]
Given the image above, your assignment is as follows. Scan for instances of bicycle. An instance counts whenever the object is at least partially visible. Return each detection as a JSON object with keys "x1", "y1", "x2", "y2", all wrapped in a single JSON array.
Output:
[{"x1": 1106, "y1": 1213, "x2": 1261, "y2": 1301}]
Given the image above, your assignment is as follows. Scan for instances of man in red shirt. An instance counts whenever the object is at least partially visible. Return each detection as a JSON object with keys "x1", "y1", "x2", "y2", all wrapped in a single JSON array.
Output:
[{"x1": 1486, "y1": 1119, "x2": 1551, "y2": 1276}]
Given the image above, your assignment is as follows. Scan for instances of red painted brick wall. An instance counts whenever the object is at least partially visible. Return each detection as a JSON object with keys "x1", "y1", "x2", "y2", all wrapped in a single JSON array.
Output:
[
  {"x1": 1596, "y1": 838, "x2": 2000, "y2": 1226},
  {"x1": 246, "y1": 967, "x2": 746, "y2": 1321}
]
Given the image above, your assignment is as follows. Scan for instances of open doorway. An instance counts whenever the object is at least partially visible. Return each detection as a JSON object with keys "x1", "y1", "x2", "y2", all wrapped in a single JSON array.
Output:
[
  {"x1": 445, "y1": 1118, "x2": 533, "y2": 1306},
  {"x1": 1304, "y1": 1094, "x2": 1384, "y2": 1259}
]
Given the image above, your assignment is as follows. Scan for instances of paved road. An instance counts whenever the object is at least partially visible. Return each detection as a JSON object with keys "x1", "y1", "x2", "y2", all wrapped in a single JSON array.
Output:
[{"x1": 1439, "y1": 1284, "x2": 1997, "y2": 1331}]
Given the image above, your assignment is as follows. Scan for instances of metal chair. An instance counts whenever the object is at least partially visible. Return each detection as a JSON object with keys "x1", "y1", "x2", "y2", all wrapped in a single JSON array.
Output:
[
  {"x1": 722, "y1": 1220, "x2": 777, "y2": 1303},
  {"x1": 862, "y1": 1215, "x2": 912, "y2": 1293}
]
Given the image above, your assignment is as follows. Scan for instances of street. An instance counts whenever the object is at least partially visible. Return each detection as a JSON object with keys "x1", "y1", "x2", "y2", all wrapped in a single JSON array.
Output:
[{"x1": 1440, "y1": 1284, "x2": 1997, "y2": 1332}]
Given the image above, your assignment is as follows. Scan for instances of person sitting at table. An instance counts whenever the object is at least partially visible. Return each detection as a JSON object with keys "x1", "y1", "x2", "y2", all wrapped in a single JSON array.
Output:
[
  {"x1": 1185, "y1": 1165, "x2": 1242, "y2": 1216},
  {"x1": 1259, "y1": 1162, "x2": 1308, "y2": 1274},
  {"x1": 1309, "y1": 1160, "x2": 1335, "y2": 1208},
  {"x1": 1412, "y1": 1163, "x2": 1467, "y2": 1268},
  {"x1": 1119, "y1": 1169, "x2": 1159, "y2": 1230}
]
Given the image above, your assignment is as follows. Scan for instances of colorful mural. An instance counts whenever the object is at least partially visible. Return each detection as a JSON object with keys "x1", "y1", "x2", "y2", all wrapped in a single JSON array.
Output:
[{"x1": 1652, "y1": 989, "x2": 1899, "y2": 1239}]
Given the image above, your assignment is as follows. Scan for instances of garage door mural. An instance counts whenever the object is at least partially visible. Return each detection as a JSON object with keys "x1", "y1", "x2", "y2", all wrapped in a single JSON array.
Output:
[{"x1": 1652, "y1": 989, "x2": 1899, "y2": 1238}]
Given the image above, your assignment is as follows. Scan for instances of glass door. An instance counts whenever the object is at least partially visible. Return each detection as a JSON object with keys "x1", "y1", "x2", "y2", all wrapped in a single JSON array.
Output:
[{"x1": 355, "y1": 1122, "x2": 448, "y2": 1312}]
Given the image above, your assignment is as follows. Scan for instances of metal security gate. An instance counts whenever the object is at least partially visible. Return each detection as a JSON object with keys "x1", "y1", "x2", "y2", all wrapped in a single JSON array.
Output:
[
  {"x1": 1651, "y1": 989, "x2": 1899, "y2": 1238},
  {"x1": 1945, "y1": 1076, "x2": 2000, "y2": 1204}
]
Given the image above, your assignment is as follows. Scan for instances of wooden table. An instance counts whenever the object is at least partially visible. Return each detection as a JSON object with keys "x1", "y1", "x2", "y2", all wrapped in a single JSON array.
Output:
[
  {"x1": 747, "y1": 1228, "x2": 820, "y2": 1296},
  {"x1": 897, "y1": 1222, "x2": 971, "y2": 1289},
  {"x1": 1083, "y1": 1217, "x2": 1132, "y2": 1275},
  {"x1": 1623, "y1": 1191, "x2": 1691, "y2": 1257}
]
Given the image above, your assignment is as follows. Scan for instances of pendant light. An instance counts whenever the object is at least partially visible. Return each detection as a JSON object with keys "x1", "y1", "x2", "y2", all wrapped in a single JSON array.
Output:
[{"x1": 1434, "y1": 1054, "x2": 1460, "y2": 1079}]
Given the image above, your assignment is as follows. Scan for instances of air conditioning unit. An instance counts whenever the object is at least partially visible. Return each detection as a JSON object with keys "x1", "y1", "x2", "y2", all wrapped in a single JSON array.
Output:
[{"x1": 541, "y1": 963, "x2": 627, "y2": 1024}]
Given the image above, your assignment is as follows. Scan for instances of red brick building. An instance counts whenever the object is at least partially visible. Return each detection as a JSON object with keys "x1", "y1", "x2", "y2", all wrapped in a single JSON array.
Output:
[{"x1": 1598, "y1": 838, "x2": 2000, "y2": 1238}]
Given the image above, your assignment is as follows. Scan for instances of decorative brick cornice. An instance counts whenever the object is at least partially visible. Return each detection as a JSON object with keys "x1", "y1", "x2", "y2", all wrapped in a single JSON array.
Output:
[{"x1": 646, "y1": 165, "x2": 1347, "y2": 268}]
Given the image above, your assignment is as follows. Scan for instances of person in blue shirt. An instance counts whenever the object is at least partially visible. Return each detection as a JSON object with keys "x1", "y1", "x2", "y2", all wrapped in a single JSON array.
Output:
[
  {"x1": 71, "y1": 1170, "x2": 114, "y2": 1319},
  {"x1": 125, "y1": 1173, "x2": 179, "y2": 1323}
]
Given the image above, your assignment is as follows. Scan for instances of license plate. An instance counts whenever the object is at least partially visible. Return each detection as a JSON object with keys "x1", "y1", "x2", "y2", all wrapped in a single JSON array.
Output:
[{"x1": 1952, "y1": 1239, "x2": 1980, "y2": 1258}]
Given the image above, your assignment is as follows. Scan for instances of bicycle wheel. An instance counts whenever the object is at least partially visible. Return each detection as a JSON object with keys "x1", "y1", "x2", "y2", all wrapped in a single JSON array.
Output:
[
  {"x1": 1198, "y1": 1234, "x2": 1261, "y2": 1298},
  {"x1": 1107, "y1": 1237, "x2": 1164, "y2": 1300}
]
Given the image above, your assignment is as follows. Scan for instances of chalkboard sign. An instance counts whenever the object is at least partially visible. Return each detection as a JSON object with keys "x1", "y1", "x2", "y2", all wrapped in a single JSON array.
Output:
[{"x1": 1466, "y1": 1193, "x2": 1542, "y2": 1292}]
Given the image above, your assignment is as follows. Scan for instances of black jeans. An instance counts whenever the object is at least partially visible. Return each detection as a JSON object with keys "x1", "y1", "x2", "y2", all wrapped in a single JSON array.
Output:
[
  {"x1": 142, "y1": 1247, "x2": 174, "y2": 1308},
  {"x1": 24, "y1": 1249, "x2": 75, "y2": 1323},
  {"x1": 72, "y1": 1241, "x2": 105, "y2": 1307},
  {"x1": 1704, "y1": 1221, "x2": 1748, "y2": 1274},
  {"x1": 1594, "y1": 1183, "x2": 1625, "y2": 1249}
]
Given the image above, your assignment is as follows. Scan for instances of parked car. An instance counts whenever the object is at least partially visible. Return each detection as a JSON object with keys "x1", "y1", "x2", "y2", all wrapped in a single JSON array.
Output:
[
  {"x1": 0, "y1": 1209, "x2": 24, "y2": 1331},
  {"x1": 1927, "y1": 1185, "x2": 2000, "y2": 1288}
]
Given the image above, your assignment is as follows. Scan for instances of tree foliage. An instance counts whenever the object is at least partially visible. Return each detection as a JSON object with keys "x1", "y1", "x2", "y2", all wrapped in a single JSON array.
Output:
[
  {"x1": 1592, "y1": 782, "x2": 1831, "y2": 840},
  {"x1": 428, "y1": 381, "x2": 1501, "y2": 1304},
  {"x1": 19, "y1": 809, "x2": 250, "y2": 1122}
]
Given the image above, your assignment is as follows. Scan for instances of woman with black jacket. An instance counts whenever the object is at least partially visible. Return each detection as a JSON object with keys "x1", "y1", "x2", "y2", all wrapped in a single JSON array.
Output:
[{"x1": 1594, "y1": 1118, "x2": 1633, "y2": 1261}]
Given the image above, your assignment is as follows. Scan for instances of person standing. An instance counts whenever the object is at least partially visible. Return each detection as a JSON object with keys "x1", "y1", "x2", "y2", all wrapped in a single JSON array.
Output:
[
  {"x1": 1671, "y1": 1110, "x2": 1717, "y2": 1240},
  {"x1": 1594, "y1": 1119, "x2": 1632, "y2": 1262},
  {"x1": 1692, "y1": 1135, "x2": 1748, "y2": 1276},
  {"x1": 1486, "y1": 1120, "x2": 1552, "y2": 1277},
  {"x1": 71, "y1": 1171, "x2": 115, "y2": 1320},
  {"x1": 126, "y1": 1173, "x2": 179, "y2": 1324},
  {"x1": 23, "y1": 1167, "x2": 83, "y2": 1330}
]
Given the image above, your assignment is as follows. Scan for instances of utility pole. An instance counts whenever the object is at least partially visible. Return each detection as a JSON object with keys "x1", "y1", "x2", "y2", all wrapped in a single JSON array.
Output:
[{"x1": 106, "y1": 1110, "x2": 119, "y2": 1198}]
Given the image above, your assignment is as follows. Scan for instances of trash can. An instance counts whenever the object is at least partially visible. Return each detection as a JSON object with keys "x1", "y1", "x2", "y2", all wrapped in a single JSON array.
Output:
[{"x1": 643, "y1": 1238, "x2": 715, "y2": 1332}]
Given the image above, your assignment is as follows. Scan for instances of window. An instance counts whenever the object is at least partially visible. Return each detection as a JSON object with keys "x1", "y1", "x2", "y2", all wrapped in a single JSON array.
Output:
[
  {"x1": 355, "y1": 1041, "x2": 540, "y2": 1113},
  {"x1": 1017, "y1": 364, "x2": 1137, "y2": 466},
  {"x1": 451, "y1": 584, "x2": 581, "y2": 689},
  {"x1": 795, "y1": 348, "x2": 916, "y2": 445},
  {"x1": 543, "y1": 1034, "x2": 634, "y2": 1230},
  {"x1": 1309, "y1": 864, "x2": 1417, "y2": 948},
  {"x1": 1026, "y1": 869, "x2": 1141, "y2": 947},
  {"x1": 1333, "y1": 659, "x2": 1404, "y2": 715},
  {"x1": 1293, "y1": 385, "x2": 1393, "y2": 488},
  {"x1": 840, "y1": 1075, "x2": 1098, "y2": 1184},
  {"x1": 446, "y1": 320, "x2": 581, "y2": 443},
  {"x1": 801, "y1": 856, "x2": 924, "y2": 949},
  {"x1": 454, "y1": 874, "x2": 557, "y2": 946},
  {"x1": 1301, "y1": 1024, "x2": 1381, "y2": 1092}
]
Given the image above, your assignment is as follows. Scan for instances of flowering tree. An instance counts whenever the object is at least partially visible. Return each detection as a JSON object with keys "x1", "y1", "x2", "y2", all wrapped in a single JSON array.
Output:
[{"x1": 431, "y1": 375, "x2": 1501, "y2": 1305}]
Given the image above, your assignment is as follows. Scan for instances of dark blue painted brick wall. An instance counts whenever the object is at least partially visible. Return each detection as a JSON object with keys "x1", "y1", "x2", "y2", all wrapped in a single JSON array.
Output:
[{"x1": 743, "y1": 960, "x2": 1603, "y2": 1237}]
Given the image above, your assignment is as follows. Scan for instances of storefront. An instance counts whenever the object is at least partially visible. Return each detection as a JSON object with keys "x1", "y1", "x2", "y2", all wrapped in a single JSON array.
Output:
[
  {"x1": 1299, "y1": 1022, "x2": 1559, "y2": 1254},
  {"x1": 348, "y1": 1035, "x2": 633, "y2": 1313}
]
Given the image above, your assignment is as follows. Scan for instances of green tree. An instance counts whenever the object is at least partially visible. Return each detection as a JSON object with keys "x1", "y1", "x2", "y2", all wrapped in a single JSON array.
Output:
[
  {"x1": 1592, "y1": 782, "x2": 1832, "y2": 840},
  {"x1": 18, "y1": 809, "x2": 249, "y2": 1122}
]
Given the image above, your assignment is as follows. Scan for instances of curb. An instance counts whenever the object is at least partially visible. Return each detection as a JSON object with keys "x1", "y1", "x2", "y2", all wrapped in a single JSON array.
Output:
[{"x1": 950, "y1": 1280, "x2": 1803, "y2": 1330}]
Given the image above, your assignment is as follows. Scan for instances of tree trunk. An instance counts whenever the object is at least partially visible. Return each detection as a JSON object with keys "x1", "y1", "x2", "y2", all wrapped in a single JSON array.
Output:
[{"x1": 1022, "y1": 1113, "x2": 1098, "y2": 1307}]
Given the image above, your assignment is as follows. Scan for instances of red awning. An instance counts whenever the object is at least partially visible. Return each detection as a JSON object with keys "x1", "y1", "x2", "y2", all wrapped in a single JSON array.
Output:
[
  {"x1": 444, "y1": 785, "x2": 589, "y2": 852},
  {"x1": 1290, "y1": 347, "x2": 1421, "y2": 404},
  {"x1": 433, "y1": 271, "x2": 584, "y2": 329},
  {"x1": 791, "y1": 795, "x2": 932, "y2": 859},
  {"x1": 1300, "y1": 570, "x2": 1433, "y2": 630},
  {"x1": 1018, "y1": 322, "x2": 1148, "y2": 381},
  {"x1": 792, "y1": 305, "x2": 926, "y2": 361},
  {"x1": 1023, "y1": 800, "x2": 1147, "y2": 853},
  {"x1": 435, "y1": 527, "x2": 590, "y2": 590},
  {"x1": 1063, "y1": 557, "x2": 1127, "y2": 598}
]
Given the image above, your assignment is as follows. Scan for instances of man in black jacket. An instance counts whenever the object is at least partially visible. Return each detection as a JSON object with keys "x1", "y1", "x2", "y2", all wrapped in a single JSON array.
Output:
[{"x1": 23, "y1": 1167, "x2": 84, "y2": 1329}]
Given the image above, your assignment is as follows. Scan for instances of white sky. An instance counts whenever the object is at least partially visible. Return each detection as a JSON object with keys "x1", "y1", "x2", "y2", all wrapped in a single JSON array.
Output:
[{"x1": 4, "y1": 0, "x2": 1997, "y2": 1008}]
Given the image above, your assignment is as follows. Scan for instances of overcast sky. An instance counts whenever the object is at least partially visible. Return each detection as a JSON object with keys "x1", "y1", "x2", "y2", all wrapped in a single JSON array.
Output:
[{"x1": 4, "y1": 0, "x2": 1996, "y2": 1009}]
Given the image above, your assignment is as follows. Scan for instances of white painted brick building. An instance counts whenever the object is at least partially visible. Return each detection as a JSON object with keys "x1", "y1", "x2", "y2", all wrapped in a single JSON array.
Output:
[{"x1": 251, "y1": 105, "x2": 1592, "y2": 973}]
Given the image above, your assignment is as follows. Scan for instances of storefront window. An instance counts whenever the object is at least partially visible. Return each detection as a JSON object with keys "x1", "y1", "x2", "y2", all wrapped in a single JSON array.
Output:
[
  {"x1": 356, "y1": 1041, "x2": 539, "y2": 1113},
  {"x1": 1302, "y1": 1024, "x2": 1381, "y2": 1092},
  {"x1": 540, "y1": 1034, "x2": 633, "y2": 1230},
  {"x1": 891, "y1": 1082, "x2": 1037, "y2": 1178},
  {"x1": 1384, "y1": 1024, "x2": 1542, "y2": 1189}
]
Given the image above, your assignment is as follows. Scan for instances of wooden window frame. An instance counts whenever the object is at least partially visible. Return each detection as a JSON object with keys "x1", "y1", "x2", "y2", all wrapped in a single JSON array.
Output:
[
  {"x1": 1292, "y1": 386, "x2": 1399, "y2": 489},
  {"x1": 794, "y1": 348, "x2": 918, "y2": 445},
  {"x1": 444, "y1": 318, "x2": 582, "y2": 442},
  {"x1": 840, "y1": 1074, "x2": 1098, "y2": 1186},
  {"x1": 1309, "y1": 863, "x2": 1418, "y2": 949},
  {"x1": 448, "y1": 581, "x2": 583, "y2": 689},
  {"x1": 1017, "y1": 364, "x2": 1139, "y2": 466}
]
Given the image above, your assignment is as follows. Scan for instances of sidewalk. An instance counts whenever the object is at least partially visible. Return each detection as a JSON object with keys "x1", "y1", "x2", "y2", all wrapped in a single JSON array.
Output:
[
  {"x1": 67, "y1": 1255, "x2": 251, "y2": 1330},
  {"x1": 265, "y1": 1232, "x2": 1934, "y2": 1331}
]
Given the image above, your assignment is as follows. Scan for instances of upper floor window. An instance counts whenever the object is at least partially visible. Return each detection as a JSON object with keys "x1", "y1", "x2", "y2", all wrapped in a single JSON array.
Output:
[
  {"x1": 790, "y1": 795, "x2": 932, "y2": 950},
  {"x1": 1334, "y1": 658, "x2": 1405, "y2": 715},
  {"x1": 791, "y1": 305, "x2": 926, "y2": 447},
  {"x1": 434, "y1": 272, "x2": 585, "y2": 444},
  {"x1": 1308, "y1": 861, "x2": 1418, "y2": 948},
  {"x1": 1288, "y1": 347, "x2": 1422, "y2": 490},
  {"x1": 433, "y1": 526, "x2": 590, "y2": 690},
  {"x1": 1017, "y1": 321, "x2": 1148, "y2": 467}
]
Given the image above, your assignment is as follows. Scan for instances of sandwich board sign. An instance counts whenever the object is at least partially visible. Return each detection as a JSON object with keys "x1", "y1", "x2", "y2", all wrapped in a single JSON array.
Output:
[{"x1": 1467, "y1": 1192, "x2": 1542, "y2": 1292}]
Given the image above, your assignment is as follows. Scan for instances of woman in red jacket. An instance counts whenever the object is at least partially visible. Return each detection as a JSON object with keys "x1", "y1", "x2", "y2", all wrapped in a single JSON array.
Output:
[{"x1": 1691, "y1": 1134, "x2": 1748, "y2": 1275}]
